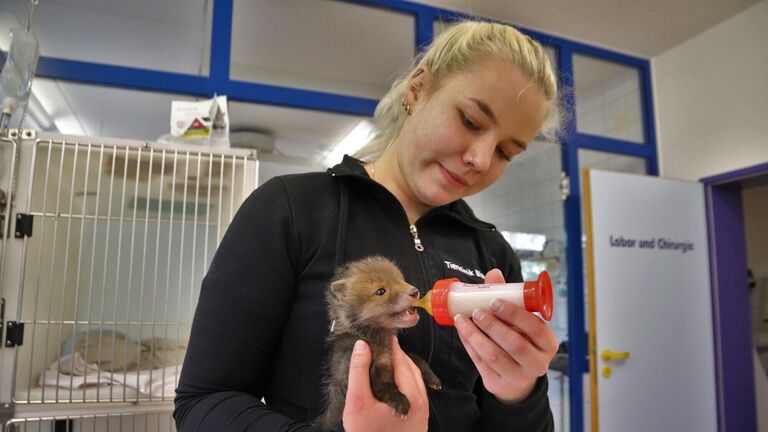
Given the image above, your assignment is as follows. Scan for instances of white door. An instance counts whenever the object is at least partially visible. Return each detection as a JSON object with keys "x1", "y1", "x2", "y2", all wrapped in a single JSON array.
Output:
[{"x1": 582, "y1": 169, "x2": 718, "y2": 432}]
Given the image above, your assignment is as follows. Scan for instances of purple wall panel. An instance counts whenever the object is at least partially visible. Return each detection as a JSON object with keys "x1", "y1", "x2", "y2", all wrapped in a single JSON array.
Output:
[{"x1": 705, "y1": 178, "x2": 759, "y2": 432}]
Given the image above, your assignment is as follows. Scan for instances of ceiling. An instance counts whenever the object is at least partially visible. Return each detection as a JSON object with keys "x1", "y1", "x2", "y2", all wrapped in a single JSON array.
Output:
[
  {"x1": 418, "y1": 0, "x2": 761, "y2": 57},
  {"x1": 0, "y1": 0, "x2": 761, "y2": 174}
]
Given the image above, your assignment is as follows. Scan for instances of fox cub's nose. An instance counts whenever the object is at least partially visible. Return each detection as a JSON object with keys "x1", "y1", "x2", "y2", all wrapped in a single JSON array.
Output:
[{"x1": 409, "y1": 287, "x2": 419, "y2": 299}]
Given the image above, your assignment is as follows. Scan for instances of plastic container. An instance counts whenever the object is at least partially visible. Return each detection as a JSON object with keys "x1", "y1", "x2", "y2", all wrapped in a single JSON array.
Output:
[
  {"x1": 1, "y1": 27, "x2": 40, "y2": 106},
  {"x1": 414, "y1": 271, "x2": 553, "y2": 326}
]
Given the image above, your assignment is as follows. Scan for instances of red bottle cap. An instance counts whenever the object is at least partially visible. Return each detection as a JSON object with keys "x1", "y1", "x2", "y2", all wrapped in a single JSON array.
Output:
[
  {"x1": 431, "y1": 278, "x2": 459, "y2": 326},
  {"x1": 523, "y1": 271, "x2": 553, "y2": 321}
]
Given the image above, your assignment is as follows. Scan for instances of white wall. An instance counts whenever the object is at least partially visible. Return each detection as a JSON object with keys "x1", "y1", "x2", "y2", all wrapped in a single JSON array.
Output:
[
  {"x1": 654, "y1": 3, "x2": 768, "y2": 429},
  {"x1": 652, "y1": 0, "x2": 768, "y2": 180}
]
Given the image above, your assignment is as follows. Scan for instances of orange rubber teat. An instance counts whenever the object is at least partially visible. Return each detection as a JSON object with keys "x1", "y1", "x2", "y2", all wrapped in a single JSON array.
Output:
[{"x1": 413, "y1": 290, "x2": 433, "y2": 315}]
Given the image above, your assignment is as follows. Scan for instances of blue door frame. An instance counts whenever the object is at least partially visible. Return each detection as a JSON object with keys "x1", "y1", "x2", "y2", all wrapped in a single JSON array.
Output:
[{"x1": 1, "y1": 1, "x2": 660, "y2": 430}]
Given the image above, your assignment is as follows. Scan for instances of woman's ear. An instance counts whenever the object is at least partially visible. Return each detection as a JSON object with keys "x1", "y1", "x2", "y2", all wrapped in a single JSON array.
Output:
[{"x1": 406, "y1": 66, "x2": 430, "y2": 104}]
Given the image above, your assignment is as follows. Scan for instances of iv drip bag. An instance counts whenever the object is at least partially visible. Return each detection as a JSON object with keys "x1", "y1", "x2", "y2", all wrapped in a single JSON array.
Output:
[{"x1": 1, "y1": 27, "x2": 40, "y2": 109}]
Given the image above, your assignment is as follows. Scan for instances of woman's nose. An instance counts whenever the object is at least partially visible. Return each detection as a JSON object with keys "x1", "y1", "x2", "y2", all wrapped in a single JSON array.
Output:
[{"x1": 463, "y1": 141, "x2": 495, "y2": 172}]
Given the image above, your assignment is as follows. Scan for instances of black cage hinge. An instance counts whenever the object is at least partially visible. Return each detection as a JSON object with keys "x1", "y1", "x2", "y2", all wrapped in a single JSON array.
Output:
[
  {"x1": 15, "y1": 213, "x2": 33, "y2": 238},
  {"x1": 0, "y1": 402, "x2": 14, "y2": 427},
  {"x1": 5, "y1": 321, "x2": 24, "y2": 347}
]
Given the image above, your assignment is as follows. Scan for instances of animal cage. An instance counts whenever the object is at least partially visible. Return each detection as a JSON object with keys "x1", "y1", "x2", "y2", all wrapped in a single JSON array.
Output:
[
  {"x1": 0, "y1": 130, "x2": 258, "y2": 428},
  {"x1": 5, "y1": 409, "x2": 174, "y2": 432}
]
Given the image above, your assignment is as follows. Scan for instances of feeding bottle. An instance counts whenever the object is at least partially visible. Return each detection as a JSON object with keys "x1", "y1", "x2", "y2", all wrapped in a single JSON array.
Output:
[{"x1": 413, "y1": 271, "x2": 553, "y2": 325}]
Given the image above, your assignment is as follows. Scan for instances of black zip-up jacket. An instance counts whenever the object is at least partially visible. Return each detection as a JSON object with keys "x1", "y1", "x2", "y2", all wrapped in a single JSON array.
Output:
[{"x1": 174, "y1": 156, "x2": 554, "y2": 431}]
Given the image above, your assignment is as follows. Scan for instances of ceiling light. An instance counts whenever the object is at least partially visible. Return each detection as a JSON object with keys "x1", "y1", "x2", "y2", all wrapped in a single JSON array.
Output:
[{"x1": 52, "y1": 114, "x2": 85, "y2": 136}]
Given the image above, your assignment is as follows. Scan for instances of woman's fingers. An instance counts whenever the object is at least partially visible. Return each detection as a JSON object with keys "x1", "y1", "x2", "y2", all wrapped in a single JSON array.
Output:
[
  {"x1": 343, "y1": 339, "x2": 429, "y2": 432},
  {"x1": 391, "y1": 337, "x2": 427, "y2": 408},
  {"x1": 346, "y1": 340, "x2": 374, "y2": 411},
  {"x1": 484, "y1": 268, "x2": 505, "y2": 284},
  {"x1": 455, "y1": 313, "x2": 541, "y2": 402},
  {"x1": 455, "y1": 322, "x2": 502, "y2": 380},
  {"x1": 487, "y1": 300, "x2": 559, "y2": 357},
  {"x1": 455, "y1": 314, "x2": 518, "y2": 376},
  {"x1": 468, "y1": 307, "x2": 552, "y2": 377}
]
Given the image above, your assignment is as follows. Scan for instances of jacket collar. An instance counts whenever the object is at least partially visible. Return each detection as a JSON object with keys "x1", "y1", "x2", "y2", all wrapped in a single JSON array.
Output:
[
  {"x1": 327, "y1": 155, "x2": 496, "y2": 231},
  {"x1": 327, "y1": 154, "x2": 368, "y2": 178}
]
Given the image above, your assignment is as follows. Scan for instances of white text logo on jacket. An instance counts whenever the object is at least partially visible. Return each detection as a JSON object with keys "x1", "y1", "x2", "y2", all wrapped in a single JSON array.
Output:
[{"x1": 444, "y1": 261, "x2": 484, "y2": 279}]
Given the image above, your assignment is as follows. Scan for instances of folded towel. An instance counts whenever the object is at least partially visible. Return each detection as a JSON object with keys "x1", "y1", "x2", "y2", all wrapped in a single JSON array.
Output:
[
  {"x1": 71, "y1": 330, "x2": 188, "y2": 372},
  {"x1": 39, "y1": 352, "x2": 180, "y2": 397}
]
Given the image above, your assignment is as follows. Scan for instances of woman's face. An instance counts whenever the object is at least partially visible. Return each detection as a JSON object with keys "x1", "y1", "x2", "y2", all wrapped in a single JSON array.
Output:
[{"x1": 392, "y1": 59, "x2": 548, "y2": 211}]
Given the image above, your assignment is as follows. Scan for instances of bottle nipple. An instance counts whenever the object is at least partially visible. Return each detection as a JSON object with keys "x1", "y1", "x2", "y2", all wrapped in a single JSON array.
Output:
[{"x1": 413, "y1": 290, "x2": 433, "y2": 315}]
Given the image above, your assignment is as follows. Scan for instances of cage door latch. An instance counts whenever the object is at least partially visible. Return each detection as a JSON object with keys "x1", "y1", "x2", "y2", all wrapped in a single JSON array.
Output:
[
  {"x1": 14, "y1": 213, "x2": 33, "y2": 238},
  {"x1": 4, "y1": 321, "x2": 24, "y2": 347}
]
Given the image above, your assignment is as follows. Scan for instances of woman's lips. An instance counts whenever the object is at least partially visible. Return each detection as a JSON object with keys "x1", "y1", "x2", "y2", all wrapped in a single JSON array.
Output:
[{"x1": 439, "y1": 164, "x2": 468, "y2": 187}]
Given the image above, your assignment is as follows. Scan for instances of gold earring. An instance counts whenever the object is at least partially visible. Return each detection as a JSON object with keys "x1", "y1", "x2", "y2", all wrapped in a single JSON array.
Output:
[{"x1": 401, "y1": 96, "x2": 411, "y2": 116}]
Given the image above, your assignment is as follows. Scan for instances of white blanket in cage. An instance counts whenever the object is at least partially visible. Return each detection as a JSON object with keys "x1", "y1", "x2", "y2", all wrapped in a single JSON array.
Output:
[{"x1": 39, "y1": 352, "x2": 181, "y2": 397}]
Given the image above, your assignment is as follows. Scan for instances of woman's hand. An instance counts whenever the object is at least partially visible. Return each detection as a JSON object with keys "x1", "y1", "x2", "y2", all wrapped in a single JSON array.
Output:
[
  {"x1": 342, "y1": 337, "x2": 429, "y2": 432},
  {"x1": 454, "y1": 268, "x2": 559, "y2": 404}
]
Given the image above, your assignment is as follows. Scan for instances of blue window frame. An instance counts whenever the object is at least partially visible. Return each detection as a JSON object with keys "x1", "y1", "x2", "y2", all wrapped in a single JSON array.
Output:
[{"x1": 1, "y1": 1, "x2": 659, "y2": 430}]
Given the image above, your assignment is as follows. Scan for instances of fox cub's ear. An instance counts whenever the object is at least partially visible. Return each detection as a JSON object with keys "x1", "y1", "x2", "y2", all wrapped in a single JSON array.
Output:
[{"x1": 329, "y1": 279, "x2": 348, "y2": 299}]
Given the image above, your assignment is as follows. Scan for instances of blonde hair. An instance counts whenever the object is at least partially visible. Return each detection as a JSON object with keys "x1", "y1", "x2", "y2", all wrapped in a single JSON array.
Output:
[{"x1": 355, "y1": 20, "x2": 562, "y2": 162}]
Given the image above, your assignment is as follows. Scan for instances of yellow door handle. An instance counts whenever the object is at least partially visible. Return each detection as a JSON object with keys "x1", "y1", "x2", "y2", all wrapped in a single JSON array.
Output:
[{"x1": 601, "y1": 349, "x2": 630, "y2": 362}]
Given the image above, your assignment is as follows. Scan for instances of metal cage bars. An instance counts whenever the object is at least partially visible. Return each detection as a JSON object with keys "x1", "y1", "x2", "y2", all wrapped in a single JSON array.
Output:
[
  {"x1": 3, "y1": 135, "x2": 257, "y2": 406},
  {"x1": 5, "y1": 408, "x2": 175, "y2": 432}
]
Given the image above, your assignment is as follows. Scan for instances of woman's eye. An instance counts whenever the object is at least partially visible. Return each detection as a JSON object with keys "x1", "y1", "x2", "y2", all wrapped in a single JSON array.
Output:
[
  {"x1": 461, "y1": 115, "x2": 479, "y2": 131},
  {"x1": 496, "y1": 147, "x2": 512, "y2": 161},
  {"x1": 375, "y1": 288, "x2": 387, "y2": 296}
]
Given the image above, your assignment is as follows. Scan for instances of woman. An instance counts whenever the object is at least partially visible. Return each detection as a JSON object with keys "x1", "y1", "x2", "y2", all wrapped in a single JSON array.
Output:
[{"x1": 175, "y1": 20, "x2": 561, "y2": 432}]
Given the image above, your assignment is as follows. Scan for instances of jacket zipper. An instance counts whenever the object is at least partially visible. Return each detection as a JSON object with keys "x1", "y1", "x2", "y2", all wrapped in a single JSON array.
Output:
[
  {"x1": 410, "y1": 223, "x2": 436, "y2": 372},
  {"x1": 410, "y1": 223, "x2": 441, "y2": 432},
  {"x1": 409, "y1": 224, "x2": 424, "y2": 251}
]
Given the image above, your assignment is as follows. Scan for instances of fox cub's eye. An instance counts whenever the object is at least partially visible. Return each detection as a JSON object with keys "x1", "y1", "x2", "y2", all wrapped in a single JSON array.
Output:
[{"x1": 375, "y1": 288, "x2": 387, "y2": 296}]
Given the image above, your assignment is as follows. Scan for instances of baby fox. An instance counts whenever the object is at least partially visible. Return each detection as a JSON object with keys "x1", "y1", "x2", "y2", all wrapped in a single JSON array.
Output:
[{"x1": 316, "y1": 256, "x2": 441, "y2": 431}]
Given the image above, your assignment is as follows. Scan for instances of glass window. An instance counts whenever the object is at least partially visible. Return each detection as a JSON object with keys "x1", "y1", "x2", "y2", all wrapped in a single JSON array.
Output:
[
  {"x1": 433, "y1": 18, "x2": 453, "y2": 38},
  {"x1": 579, "y1": 149, "x2": 646, "y2": 176},
  {"x1": 577, "y1": 149, "x2": 646, "y2": 197},
  {"x1": 544, "y1": 46, "x2": 557, "y2": 71},
  {"x1": 0, "y1": 0, "x2": 212, "y2": 75},
  {"x1": 573, "y1": 55, "x2": 645, "y2": 143},
  {"x1": 231, "y1": 0, "x2": 415, "y2": 99},
  {"x1": 465, "y1": 140, "x2": 569, "y2": 431}
]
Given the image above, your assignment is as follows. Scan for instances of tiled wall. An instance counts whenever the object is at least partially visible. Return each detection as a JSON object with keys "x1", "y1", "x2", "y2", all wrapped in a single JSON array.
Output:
[{"x1": 465, "y1": 141, "x2": 564, "y2": 243}]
